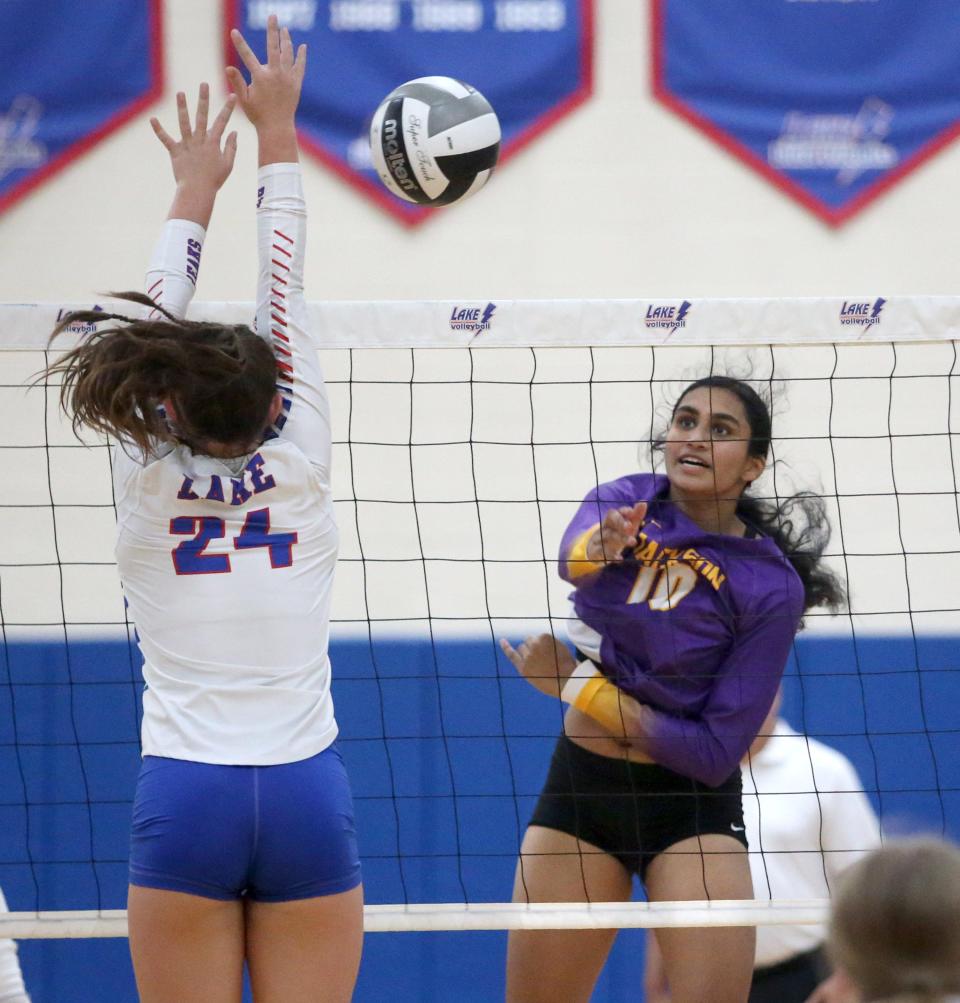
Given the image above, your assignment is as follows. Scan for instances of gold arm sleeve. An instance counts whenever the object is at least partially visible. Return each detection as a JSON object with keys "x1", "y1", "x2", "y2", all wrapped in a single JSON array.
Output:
[
  {"x1": 564, "y1": 523, "x2": 604, "y2": 580},
  {"x1": 569, "y1": 674, "x2": 635, "y2": 738}
]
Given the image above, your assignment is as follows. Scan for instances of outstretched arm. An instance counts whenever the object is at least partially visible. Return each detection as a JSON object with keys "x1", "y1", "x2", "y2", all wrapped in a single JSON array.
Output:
[
  {"x1": 227, "y1": 16, "x2": 332, "y2": 482},
  {"x1": 145, "y1": 84, "x2": 237, "y2": 319},
  {"x1": 112, "y1": 84, "x2": 238, "y2": 484}
]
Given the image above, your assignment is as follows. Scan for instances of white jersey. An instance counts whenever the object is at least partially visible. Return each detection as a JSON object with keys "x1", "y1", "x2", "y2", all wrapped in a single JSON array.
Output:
[
  {"x1": 742, "y1": 719, "x2": 882, "y2": 968},
  {"x1": 113, "y1": 164, "x2": 339, "y2": 765}
]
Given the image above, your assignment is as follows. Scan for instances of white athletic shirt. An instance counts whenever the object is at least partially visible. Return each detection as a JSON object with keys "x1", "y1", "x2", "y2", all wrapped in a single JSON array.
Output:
[
  {"x1": 742, "y1": 719, "x2": 882, "y2": 968},
  {"x1": 113, "y1": 163, "x2": 339, "y2": 765}
]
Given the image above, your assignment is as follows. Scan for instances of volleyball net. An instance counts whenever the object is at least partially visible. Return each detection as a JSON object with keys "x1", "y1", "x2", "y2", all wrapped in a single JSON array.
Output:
[{"x1": 1, "y1": 296, "x2": 958, "y2": 938}]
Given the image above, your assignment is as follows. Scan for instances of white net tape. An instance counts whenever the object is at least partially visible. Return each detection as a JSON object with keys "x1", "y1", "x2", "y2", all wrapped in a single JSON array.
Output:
[
  {"x1": 0, "y1": 899, "x2": 830, "y2": 939},
  {"x1": 4, "y1": 295, "x2": 960, "y2": 350}
]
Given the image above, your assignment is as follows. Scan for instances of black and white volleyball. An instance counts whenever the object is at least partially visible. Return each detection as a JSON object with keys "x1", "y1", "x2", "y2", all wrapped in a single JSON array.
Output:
[{"x1": 370, "y1": 76, "x2": 500, "y2": 206}]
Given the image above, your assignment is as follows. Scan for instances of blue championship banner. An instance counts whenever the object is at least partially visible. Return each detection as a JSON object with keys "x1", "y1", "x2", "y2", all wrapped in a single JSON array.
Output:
[
  {"x1": 0, "y1": 1, "x2": 163, "y2": 217},
  {"x1": 652, "y1": 1, "x2": 960, "y2": 226},
  {"x1": 224, "y1": 0, "x2": 594, "y2": 225}
]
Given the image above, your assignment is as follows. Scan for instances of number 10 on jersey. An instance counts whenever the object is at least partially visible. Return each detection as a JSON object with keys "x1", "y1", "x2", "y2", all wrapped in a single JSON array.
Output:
[{"x1": 626, "y1": 561, "x2": 697, "y2": 611}]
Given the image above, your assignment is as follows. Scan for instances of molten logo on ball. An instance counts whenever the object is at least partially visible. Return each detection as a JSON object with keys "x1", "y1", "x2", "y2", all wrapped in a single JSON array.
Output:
[
  {"x1": 370, "y1": 76, "x2": 500, "y2": 207},
  {"x1": 381, "y1": 115, "x2": 417, "y2": 195}
]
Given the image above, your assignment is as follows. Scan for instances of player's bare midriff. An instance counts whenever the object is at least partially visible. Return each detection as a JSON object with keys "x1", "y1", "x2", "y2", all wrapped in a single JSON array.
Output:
[{"x1": 563, "y1": 706, "x2": 656, "y2": 764}]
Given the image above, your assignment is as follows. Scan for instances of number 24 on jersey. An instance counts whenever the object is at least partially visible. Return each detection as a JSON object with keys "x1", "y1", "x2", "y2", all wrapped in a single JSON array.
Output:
[{"x1": 170, "y1": 507, "x2": 298, "y2": 575}]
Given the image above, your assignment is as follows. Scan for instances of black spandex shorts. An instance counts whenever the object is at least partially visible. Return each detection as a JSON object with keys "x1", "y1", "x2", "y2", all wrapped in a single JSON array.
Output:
[{"x1": 528, "y1": 734, "x2": 747, "y2": 884}]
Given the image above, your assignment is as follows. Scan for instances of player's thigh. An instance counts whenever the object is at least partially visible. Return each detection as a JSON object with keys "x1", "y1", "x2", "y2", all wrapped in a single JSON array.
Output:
[
  {"x1": 645, "y1": 834, "x2": 755, "y2": 1003},
  {"x1": 512, "y1": 824, "x2": 632, "y2": 903},
  {"x1": 506, "y1": 825, "x2": 632, "y2": 1003},
  {"x1": 245, "y1": 884, "x2": 364, "y2": 1003},
  {"x1": 127, "y1": 885, "x2": 245, "y2": 1003}
]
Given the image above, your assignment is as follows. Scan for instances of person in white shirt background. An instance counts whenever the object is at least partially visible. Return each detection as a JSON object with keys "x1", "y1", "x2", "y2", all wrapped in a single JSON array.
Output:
[
  {"x1": 645, "y1": 689, "x2": 881, "y2": 1003},
  {"x1": 44, "y1": 17, "x2": 362, "y2": 1003}
]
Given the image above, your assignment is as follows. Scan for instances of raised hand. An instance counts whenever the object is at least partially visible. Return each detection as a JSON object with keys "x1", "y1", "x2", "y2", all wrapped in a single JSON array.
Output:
[
  {"x1": 499, "y1": 634, "x2": 576, "y2": 700},
  {"x1": 226, "y1": 14, "x2": 306, "y2": 139},
  {"x1": 150, "y1": 84, "x2": 237, "y2": 194},
  {"x1": 150, "y1": 84, "x2": 237, "y2": 226},
  {"x1": 586, "y1": 501, "x2": 647, "y2": 564}
]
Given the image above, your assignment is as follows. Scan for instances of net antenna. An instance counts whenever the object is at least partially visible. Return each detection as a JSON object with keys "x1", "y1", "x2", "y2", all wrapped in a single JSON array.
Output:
[{"x1": 2, "y1": 296, "x2": 957, "y2": 938}]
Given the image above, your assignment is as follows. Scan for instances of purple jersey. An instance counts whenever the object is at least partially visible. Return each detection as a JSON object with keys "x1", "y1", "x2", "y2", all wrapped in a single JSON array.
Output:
[{"x1": 560, "y1": 473, "x2": 804, "y2": 787}]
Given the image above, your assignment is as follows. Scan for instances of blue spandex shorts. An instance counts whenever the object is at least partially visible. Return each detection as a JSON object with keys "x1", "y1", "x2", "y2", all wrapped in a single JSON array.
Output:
[{"x1": 129, "y1": 744, "x2": 361, "y2": 902}]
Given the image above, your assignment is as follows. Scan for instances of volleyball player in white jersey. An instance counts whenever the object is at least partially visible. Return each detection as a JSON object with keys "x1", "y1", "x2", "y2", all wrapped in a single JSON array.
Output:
[{"x1": 46, "y1": 18, "x2": 362, "y2": 1003}]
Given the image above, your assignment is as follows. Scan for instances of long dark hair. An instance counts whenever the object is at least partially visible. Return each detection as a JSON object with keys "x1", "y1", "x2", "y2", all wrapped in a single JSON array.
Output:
[
  {"x1": 44, "y1": 292, "x2": 278, "y2": 457},
  {"x1": 669, "y1": 375, "x2": 845, "y2": 613}
]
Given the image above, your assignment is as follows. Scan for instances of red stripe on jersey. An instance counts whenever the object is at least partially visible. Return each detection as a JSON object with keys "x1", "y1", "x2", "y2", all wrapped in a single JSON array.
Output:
[
  {"x1": 264, "y1": 231, "x2": 295, "y2": 392},
  {"x1": 147, "y1": 280, "x2": 163, "y2": 319}
]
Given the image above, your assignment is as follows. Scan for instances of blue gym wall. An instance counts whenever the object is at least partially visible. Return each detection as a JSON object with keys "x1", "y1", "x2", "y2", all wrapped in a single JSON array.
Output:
[{"x1": 2, "y1": 634, "x2": 957, "y2": 1002}]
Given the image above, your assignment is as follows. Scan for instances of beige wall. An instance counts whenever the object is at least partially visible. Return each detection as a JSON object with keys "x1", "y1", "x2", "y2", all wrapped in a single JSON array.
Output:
[{"x1": 3, "y1": 0, "x2": 960, "y2": 305}]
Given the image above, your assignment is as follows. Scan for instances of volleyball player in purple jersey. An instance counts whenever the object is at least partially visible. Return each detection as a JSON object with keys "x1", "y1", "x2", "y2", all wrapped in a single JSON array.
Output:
[
  {"x1": 45, "y1": 18, "x2": 362, "y2": 1003},
  {"x1": 501, "y1": 377, "x2": 844, "y2": 1003}
]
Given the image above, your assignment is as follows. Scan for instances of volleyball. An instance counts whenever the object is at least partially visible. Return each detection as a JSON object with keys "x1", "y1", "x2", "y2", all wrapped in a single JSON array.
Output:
[{"x1": 370, "y1": 76, "x2": 501, "y2": 206}]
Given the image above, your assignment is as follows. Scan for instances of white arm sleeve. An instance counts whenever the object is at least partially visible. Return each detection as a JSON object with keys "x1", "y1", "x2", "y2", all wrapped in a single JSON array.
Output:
[
  {"x1": 0, "y1": 889, "x2": 29, "y2": 1002},
  {"x1": 112, "y1": 218, "x2": 206, "y2": 493},
  {"x1": 255, "y1": 163, "x2": 332, "y2": 485},
  {"x1": 144, "y1": 218, "x2": 206, "y2": 321}
]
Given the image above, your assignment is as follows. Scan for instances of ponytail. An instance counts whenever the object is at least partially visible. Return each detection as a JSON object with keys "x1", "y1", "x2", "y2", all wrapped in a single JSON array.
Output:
[
  {"x1": 44, "y1": 293, "x2": 278, "y2": 457},
  {"x1": 736, "y1": 490, "x2": 844, "y2": 612}
]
